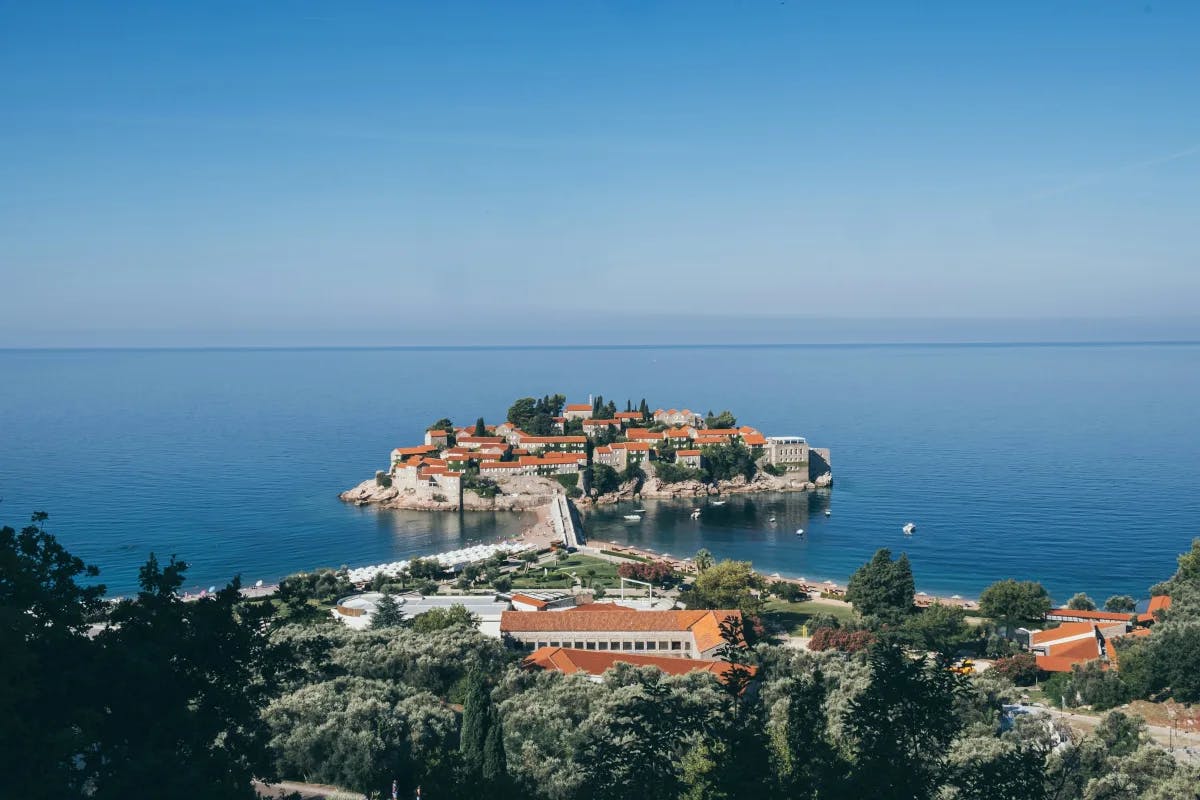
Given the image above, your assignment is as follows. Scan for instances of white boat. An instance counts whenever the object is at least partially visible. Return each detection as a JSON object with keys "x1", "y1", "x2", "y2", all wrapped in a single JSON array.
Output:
[
  {"x1": 903, "y1": 522, "x2": 916, "y2": 535},
  {"x1": 690, "y1": 509, "x2": 701, "y2": 519},
  {"x1": 824, "y1": 509, "x2": 831, "y2": 517},
  {"x1": 623, "y1": 514, "x2": 642, "y2": 522},
  {"x1": 795, "y1": 528, "x2": 805, "y2": 536},
  {"x1": 768, "y1": 516, "x2": 777, "y2": 523},
  {"x1": 710, "y1": 500, "x2": 726, "y2": 506},
  {"x1": 633, "y1": 508, "x2": 646, "y2": 513}
]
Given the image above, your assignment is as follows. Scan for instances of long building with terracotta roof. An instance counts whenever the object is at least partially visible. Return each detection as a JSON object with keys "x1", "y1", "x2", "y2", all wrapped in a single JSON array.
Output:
[{"x1": 500, "y1": 607, "x2": 742, "y2": 659}]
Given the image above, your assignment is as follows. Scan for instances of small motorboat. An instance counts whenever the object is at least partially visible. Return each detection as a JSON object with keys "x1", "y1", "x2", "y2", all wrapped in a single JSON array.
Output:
[
  {"x1": 903, "y1": 522, "x2": 916, "y2": 535},
  {"x1": 824, "y1": 509, "x2": 831, "y2": 517},
  {"x1": 768, "y1": 516, "x2": 777, "y2": 524},
  {"x1": 623, "y1": 514, "x2": 642, "y2": 522},
  {"x1": 690, "y1": 509, "x2": 701, "y2": 519},
  {"x1": 795, "y1": 528, "x2": 805, "y2": 536},
  {"x1": 710, "y1": 500, "x2": 726, "y2": 506},
  {"x1": 633, "y1": 508, "x2": 646, "y2": 513}
]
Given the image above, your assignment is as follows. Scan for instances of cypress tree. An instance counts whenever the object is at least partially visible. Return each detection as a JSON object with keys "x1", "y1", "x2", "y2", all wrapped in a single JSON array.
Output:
[
  {"x1": 482, "y1": 710, "x2": 507, "y2": 786},
  {"x1": 473, "y1": 417, "x2": 487, "y2": 437},
  {"x1": 459, "y1": 670, "x2": 489, "y2": 776}
]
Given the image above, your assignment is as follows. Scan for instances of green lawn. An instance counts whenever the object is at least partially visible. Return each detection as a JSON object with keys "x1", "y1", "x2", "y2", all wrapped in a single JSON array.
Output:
[
  {"x1": 510, "y1": 553, "x2": 622, "y2": 590},
  {"x1": 761, "y1": 598, "x2": 857, "y2": 636}
]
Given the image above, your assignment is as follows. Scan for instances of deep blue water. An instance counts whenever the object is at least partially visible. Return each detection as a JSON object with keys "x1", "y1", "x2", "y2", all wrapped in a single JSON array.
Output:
[{"x1": 1, "y1": 344, "x2": 1198, "y2": 602}]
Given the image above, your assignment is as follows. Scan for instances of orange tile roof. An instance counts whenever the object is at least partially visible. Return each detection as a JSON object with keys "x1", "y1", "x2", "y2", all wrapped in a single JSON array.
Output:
[
  {"x1": 457, "y1": 436, "x2": 506, "y2": 445},
  {"x1": 1031, "y1": 622, "x2": 1096, "y2": 646},
  {"x1": 426, "y1": 429, "x2": 450, "y2": 437},
  {"x1": 595, "y1": 445, "x2": 613, "y2": 455},
  {"x1": 1139, "y1": 595, "x2": 1172, "y2": 623},
  {"x1": 700, "y1": 429, "x2": 738, "y2": 436},
  {"x1": 583, "y1": 418, "x2": 621, "y2": 426},
  {"x1": 1035, "y1": 635, "x2": 1105, "y2": 673},
  {"x1": 500, "y1": 609, "x2": 742, "y2": 653},
  {"x1": 511, "y1": 593, "x2": 548, "y2": 608},
  {"x1": 625, "y1": 429, "x2": 664, "y2": 440},
  {"x1": 742, "y1": 433, "x2": 767, "y2": 446},
  {"x1": 570, "y1": 603, "x2": 636, "y2": 612},
  {"x1": 676, "y1": 449, "x2": 701, "y2": 456},
  {"x1": 611, "y1": 442, "x2": 650, "y2": 451},
  {"x1": 522, "y1": 647, "x2": 756, "y2": 685},
  {"x1": 615, "y1": 411, "x2": 642, "y2": 419},
  {"x1": 393, "y1": 445, "x2": 438, "y2": 456},
  {"x1": 480, "y1": 461, "x2": 525, "y2": 470},
  {"x1": 517, "y1": 435, "x2": 587, "y2": 444},
  {"x1": 566, "y1": 404, "x2": 592, "y2": 411},
  {"x1": 1046, "y1": 608, "x2": 1135, "y2": 622},
  {"x1": 664, "y1": 427, "x2": 692, "y2": 438}
]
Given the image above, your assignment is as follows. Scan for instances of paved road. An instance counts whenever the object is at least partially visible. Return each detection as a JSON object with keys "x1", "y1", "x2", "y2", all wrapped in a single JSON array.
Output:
[{"x1": 1029, "y1": 704, "x2": 1200, "y2": 762}]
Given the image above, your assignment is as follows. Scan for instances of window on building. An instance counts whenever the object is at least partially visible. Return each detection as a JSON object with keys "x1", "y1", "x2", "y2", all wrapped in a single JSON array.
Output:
[
  {"x1": 550, "y1": 641, "x2": 560, "y2": 648},
  {"x1": 598, "y1": 641, "x2": 609, "y2": 650},
  {"x1": 621, "y1": 641, "x2": 633, "y2": 651},
  {"x1": 610, "y1": 641, "x2": 620, "y2": 650},
  {"x1": 585, "y1": 641, "x2": 596, "y2": 650},
  {"x1": 671, "y1": 641, "x2": 682, "y2": 650},
  {"x1": 646, "y1": 642, "x2": 657, "y2": 650}
]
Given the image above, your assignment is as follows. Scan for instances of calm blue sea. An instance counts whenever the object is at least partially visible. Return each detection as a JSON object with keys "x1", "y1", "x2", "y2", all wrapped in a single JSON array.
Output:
[{"x1": 1, "y1": 344, "x2": 1198, "y2": 602}]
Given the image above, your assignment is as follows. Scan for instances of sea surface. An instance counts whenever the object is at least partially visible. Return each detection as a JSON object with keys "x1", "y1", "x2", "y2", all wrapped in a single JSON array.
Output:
[{"x1": 1, "y1": 343, "x2": 1198, "y2": 601}]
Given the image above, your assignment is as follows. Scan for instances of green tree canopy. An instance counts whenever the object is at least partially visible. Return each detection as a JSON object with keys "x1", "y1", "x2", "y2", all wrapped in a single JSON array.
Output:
[
  {"x1": 901, "y1": 601, "x2": 974, "y2": 660},
  {"x1": 473, "y1": 417, "x2": 487, "y2": 436},
  {"x1": 681, "y1": 559, "x2": 764, "y2": 617},
  {"x1": 1066, "y1": 592, "x2": 1096, "y2": 611},
  {"x1": 978, "y1": 579, "x2": 1050, "y2": 637},
  {"x1": 1104, "y1": 594, "x2": 1137, "y2": 613},
  {"x1": 845, "y1": 548, "x2": 915, "y2": 625},
  {"x1": 429, "y1": 418, "x2": 454, "y2": 432},
  {"x1": 705, "y1": 410, "x2": 738, "y2": 429}
]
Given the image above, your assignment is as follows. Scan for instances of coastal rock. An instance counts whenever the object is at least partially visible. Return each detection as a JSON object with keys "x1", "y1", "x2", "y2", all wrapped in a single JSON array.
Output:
[
  {"x1": 340, "y1": 475, "x2": 558, "y2": 512},
  {"x1": 339, "y1": 480, "x2": 399, "y2": 506},
  {"x1": 589, "y1": 478, "x2": 643, "y2": 505},
  {"x1": 814, "y1": 472, "x2": 833, "y2": 488}
]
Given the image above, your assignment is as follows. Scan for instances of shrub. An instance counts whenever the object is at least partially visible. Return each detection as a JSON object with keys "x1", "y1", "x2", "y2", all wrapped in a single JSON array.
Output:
[
  {"x1": 617, "y1": 561, "x2": 675, "y2": 585},
  {"x1": 431, "y1": 493, "x2": 448, "y2": 503},
  {"x1": 769, "y1": 580, "x2": 809, "y2": 602},
  {"x1": 809, "y1": 627, "x2": 877, "y2": 653},
  {"x1": 761, "y1": 463, "x2": 788, "y2": 477},
  {"x1": 654, "y1": 462, "x2": 707, "y2": 484},
  {"x1": 554, "y1": 474, "x2": 579, "y2": 491},
  {"x1": 990, "y1": 652, "x2": 1039, "y2": 686}
]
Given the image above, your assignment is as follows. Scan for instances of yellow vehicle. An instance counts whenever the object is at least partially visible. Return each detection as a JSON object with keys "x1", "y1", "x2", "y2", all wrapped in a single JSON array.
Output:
[{"x1": 950, "y1": 659, "x2": 975, "y2": 675}]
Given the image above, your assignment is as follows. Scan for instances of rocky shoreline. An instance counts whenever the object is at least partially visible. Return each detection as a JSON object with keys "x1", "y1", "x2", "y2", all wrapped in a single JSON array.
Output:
[{"x1": 342, "y1": 469, "x2": 832, "y2": 512}]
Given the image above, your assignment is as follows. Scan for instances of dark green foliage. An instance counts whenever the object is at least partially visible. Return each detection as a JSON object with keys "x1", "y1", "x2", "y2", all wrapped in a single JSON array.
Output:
[
  {"x1": 901, "y1": 601, "x2": 975, "y2": 660},
  {"x1": 772, "y1": 670, "x2": 845, "y2": 799},
  {"x1": 843, "y1": 644, "x2": 964, "y2": 800},
  {"x1": 762, "y1": 462, "x2": 788, "y2": 477},
  {"x1": 1066, "y1": 592, "x2": 1096, "y2": 611},
  {"x1": 769, "y1": 579, "x2": 809, "y2": 602},
  {"x1": 705, "y1": 410, "x2": 738, "y2": 429},
  {"x1": 460, "y1": 670, "x2": 508, "y2": 792},
  {"x1": 278, "y1": 568, "x2": 352, "y2": 620},
  {"x1": 409, "y1": 604, "x2": 479, "y2": 633},
  {"x1": 91, "y1": 553, "x2": 281, "y2": 800},
  {"x1": 654, "y1": 461, "x2": 707, "y2": 483},
  {"x1": 463, "y1": 469, "x2": 500, "y2": 498},
  {"x1": 588, "y1": 462, "x2": 621, "y2": 494},
  {"x1": 1104, "y1": 594, "x2": 1137, "y2": 613},
  {"x1": 679, "y1": 559, "x2": 764, "y2": 617},
  {"x1": 620, "y1": 461, "x2": 644, "y2": 484},
  {"x1": 1069, "y1": 661, "x2": 1130, "y2": 710},
  {"x1": 846, "y1": 548, "x2": 915, "y2": 625},
  {"x1": 978, "y1": 579, "x2": 1051, "y2": 637},
  {"x1": 474, "y1": 417, "x2": 487, "y2": 436},
  {"x1": 701, "y1": 441, "x2": 757, "y2": 481},
  {"x1": 371, "y1": 593, "x2": 404, "y2": 629},
  {"x1": 0, "y1": 513, "x2": 105, "y2": 799},
  {"x1": 429, "y1": 418, "x2": 454, "y2": 432}
]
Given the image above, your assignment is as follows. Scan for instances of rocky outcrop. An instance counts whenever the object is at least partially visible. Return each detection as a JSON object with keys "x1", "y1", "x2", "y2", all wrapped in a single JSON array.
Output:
[
  {"x1": 339, "y1": 475, "x2": 559, "y2": 512},
  {"x1": 638, "y1": 470, "x2": 818, "y2": 499}
]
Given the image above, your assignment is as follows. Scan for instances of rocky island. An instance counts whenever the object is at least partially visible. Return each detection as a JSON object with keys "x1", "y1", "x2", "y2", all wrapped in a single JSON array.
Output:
[{"x1": 340, "y1": 394, "x2": 831, "y2": 512}]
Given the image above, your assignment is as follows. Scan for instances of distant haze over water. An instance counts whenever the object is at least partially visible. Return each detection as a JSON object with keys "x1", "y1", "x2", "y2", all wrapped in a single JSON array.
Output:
[{"x1": 1, "y1": 342, "x2": 1197, "y2": 600}]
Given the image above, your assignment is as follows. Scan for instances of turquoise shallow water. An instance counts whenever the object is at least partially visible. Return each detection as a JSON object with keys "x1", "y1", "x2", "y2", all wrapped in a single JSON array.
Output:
[{"x1": 1, "y1": 343, "x2": 1198, "y2": 601}]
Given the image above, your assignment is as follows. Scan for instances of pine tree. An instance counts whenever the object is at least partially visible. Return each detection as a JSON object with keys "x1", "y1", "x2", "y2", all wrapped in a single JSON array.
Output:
[
  {"x1": 473, "y1": 417, "x2": 487, "y2": 437},
  {"x1": 371, "y1": 593, "x2": 404, "y2": 629}
]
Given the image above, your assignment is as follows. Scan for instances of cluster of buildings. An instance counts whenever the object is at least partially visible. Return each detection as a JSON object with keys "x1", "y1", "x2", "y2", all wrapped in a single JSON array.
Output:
[
  {"x1": 384, "y1": 398, "x2": 828, "y2": 505},
  {"x1": 1025, "y1": 595, "x2": 1172, "y2": 673}
]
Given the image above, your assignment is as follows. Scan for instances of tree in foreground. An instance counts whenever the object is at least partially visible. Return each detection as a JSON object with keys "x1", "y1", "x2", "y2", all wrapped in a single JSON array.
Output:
[
  {"x1": 460, "y1": 669, "x2": 508, "y2": 793},
  {"x1": 771, "y1": 670, "x2": 845, "y2": 799},
  {"x1": 845, "y1": 548, "x2": 915, "y2": 625},
  {"x1": 681, "y1": 559, "x2": 764, "y2": 617},
  {"x1": 978, "y1": 579, "x2": 1050, "y2": 638},
  {"x1": 0, "y1": 512, "x2": 105, "y2": 799},
  {"x1": 372, "y1": 592, "x2": 404, "y2": 628},
  {"x1": 843, "y1": 643, "x2": 964, "y2": 800}
]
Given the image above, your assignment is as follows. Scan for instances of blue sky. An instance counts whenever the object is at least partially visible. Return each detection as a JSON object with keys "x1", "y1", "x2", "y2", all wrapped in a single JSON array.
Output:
[{"x1": 2, "y1": 1, "x2": 1198, "y2": 345}]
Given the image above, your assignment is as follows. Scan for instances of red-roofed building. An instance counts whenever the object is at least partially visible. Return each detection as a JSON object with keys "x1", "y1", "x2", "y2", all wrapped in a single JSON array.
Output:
[
  {"x1": 522, "y1": 647, "x2": 756, "y2": 687},
  {"x1": 1138, "y1": 595, "x2": 1172, "y2": 624},
  {"x1": 500, "y1": 608, "x2": 742, "y2": 658},
  {"x1": 676, "y1": 449, "x2": 703, "y2": 469},
  {"x1": 1030, "y1": 621, "x2": 1128, "y2": 673},
  {"x1": 1044, "y1": 608, "x2": 1136, "y2": 625},
  {"x1": 391, "y1": 445, "x2": 438, "y2": 463},
  {"x1": 564, "y1": 403, "x2": 594, "y2": 421},
  {"x1": 424, "y1": 429, "x2": 451, "y2": 447},
  {"x1": 456, "y1": 435, "x2": 508, "y2": 450},
  {"x1": 582, "y1": 419, "x2": 622, "y2": 436},
  {"x1": 626, "y1": 428, "x2": 665, "y2": 443},
  {"x1": 516, "y1": 435, "x2": 587, "y2": 453}
]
